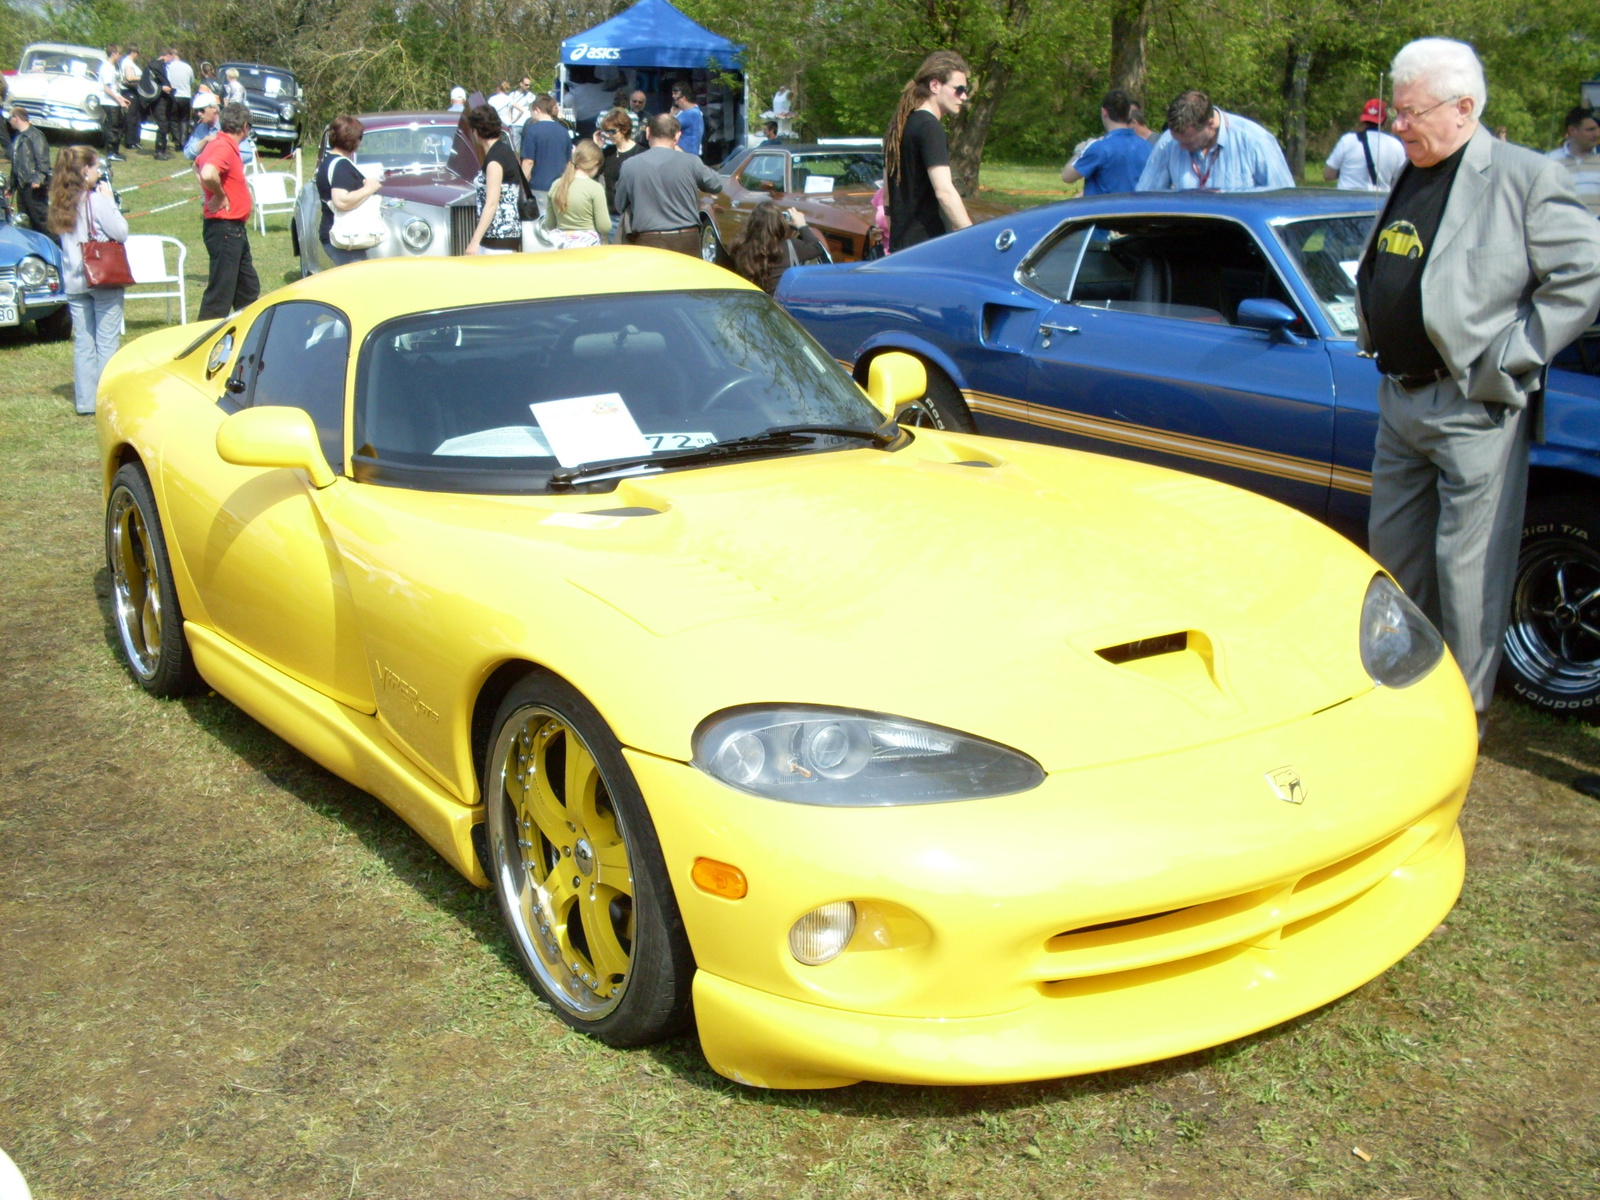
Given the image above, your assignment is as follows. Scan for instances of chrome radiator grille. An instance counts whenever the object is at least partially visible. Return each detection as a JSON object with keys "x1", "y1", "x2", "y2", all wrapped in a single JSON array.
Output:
[{"x1": 450, "y1": 202, "x2": 477, "y2": 257}]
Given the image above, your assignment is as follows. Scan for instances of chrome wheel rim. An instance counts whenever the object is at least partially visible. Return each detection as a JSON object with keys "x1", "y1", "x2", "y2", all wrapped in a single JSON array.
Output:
[
  {"x1": 107, "y1": 486, "x2": 162, "y2": 680},
  {"x1": 488, "y1": 705, "x2": 635, "y2": 1019},
  {"x1": 1505, "y1": 537, "x2": 1600, "y2": 695},
  {"x1": 699, "y1": 225, "x2": 718, "y2": 264},
  {"x1": 897, "y1": 400, "x2": 940, "y2": 429}
]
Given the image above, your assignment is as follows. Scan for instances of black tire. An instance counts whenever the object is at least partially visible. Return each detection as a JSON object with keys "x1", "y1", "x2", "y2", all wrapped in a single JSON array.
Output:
[
  {"x1": 1501, "y1": 494, "x2": 1600, "y2": 718},
  {"x1": 891, "y1": 361, "x2": 977, "y2": 432},
  {"x1": 35, "y1": 305, "x2": 71, "y2": 341},
  {"x1": 482, "y1": 672, "x2": 694, "y2": 1046},
  {"x1": 105, "y1": 462, "x2": 203, "y2": 697},
  {"x1": 700, "y1": 220, "x2": 727, "y2": 268}
]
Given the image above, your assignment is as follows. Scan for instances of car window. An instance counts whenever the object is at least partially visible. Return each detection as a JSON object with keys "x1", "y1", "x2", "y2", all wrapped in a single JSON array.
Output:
[
  {"x1": 1066, "y1": 217, "x2": 1309, "y2": 332},
  {"x1": 221, "y1": 316, "x2": 271, "y2": 408},
  {"x1": 248, "y1": 302, "x2": 350, "y2": 472},
  {"x1": 738, "y1": 154, "x2": 786, "y2": 194},
  {"x1": 1274, "y1": 216, "x2": 1372, "y2": 338},
  {"x1": 1018, "y1": 225, "x2": 1091, "y2": 302},
  {"x1": 21, "y1": 49, "x2": 100, "y2": 76},
  {"x1": 225, "y1": 66, "x2": 296, "y2": 97},
  {"x1": 790, "y1": 153, "x2": 883, "y2": 193},
  {"x1": 355, "y1": 124, "x2": 467, "y2": 172},
  {"x1": 353, "y1": 290, "x2": 883, "y2": 493}
]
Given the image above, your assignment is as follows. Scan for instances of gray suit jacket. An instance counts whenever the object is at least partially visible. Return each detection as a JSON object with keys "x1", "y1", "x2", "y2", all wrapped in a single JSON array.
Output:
[{"x1": 1356, "y1": 124, "x2": 1600, "y2": 410}]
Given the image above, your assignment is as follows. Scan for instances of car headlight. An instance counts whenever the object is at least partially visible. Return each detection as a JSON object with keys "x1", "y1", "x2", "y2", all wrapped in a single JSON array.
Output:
[
  {"x1": 693, "y1": 706, "x2": 1044, "y2": 806},
  {"x1": 1360, "y1": 574, "x2": 1445, "y2": 688},
  {"x1": 84, "y1": 93, "x2": 102, "y2": 115},
  {"x1": 279, "y1": 102, "x2": 295, "y2": 121},
  {"x1": 401, "y1": 218, "x2": 433, "y2": 251},
  {"x1": 16, "y1": 255, "x2": 49, "y2": 288}
]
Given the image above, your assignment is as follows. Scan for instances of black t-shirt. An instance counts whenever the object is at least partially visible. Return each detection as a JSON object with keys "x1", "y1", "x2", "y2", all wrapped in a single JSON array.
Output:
[
  {"x1": 888, "y1": 109, "x2": 951, "y2": 250},
  {"x1": 1358, "y1": 143, "x2": 1465, "y2": 377},
  {"x1": 316, "y1": 154, "x2": 366, "y2": 245},
  {"x1": 602, "y1": 141, "x2": 646, "y2": 213}
]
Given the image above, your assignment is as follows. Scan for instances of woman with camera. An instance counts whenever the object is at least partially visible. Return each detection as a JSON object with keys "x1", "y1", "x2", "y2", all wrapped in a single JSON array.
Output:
[{"x1": 728, "y1": 200, "x2": 828, "y2": 294}]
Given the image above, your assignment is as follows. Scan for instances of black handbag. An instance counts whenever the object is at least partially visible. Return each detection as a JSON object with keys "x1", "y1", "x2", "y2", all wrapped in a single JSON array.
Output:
[{"x1": 516, "y1": 168, "x2": 541, "y2": 222}]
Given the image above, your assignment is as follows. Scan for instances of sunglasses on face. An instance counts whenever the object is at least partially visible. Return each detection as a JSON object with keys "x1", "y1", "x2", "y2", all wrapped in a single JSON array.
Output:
[{"x1": 951, "y1": 84, "x2": 969, "y2": 98}]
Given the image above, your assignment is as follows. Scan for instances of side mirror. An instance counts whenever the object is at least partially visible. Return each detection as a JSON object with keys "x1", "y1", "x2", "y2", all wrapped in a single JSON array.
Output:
[
  {"x1": 1236, "y1": 298, "x2": 1305, "y2": 344},
  {"x1": 864, "y1": 352, "x2": 928, "y2": 422},
  {"x1": 216, "y1": 406, "x2": 336, "y2": 488}
]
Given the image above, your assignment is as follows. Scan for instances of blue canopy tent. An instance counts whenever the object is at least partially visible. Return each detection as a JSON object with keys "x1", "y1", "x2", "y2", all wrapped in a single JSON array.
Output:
[{"x1": 556, "y1": 0, "x2": 746, "y2": 161}]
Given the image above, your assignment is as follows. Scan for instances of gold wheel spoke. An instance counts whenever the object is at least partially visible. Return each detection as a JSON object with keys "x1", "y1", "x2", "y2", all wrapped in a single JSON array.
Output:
[
  {"x1": 539, "y1": 868, "x2": 581, "y2": 921},
  {"x1": 565, "y1": 736, "x2": 606, "y2": 832},
  {"x1": 516, "y1": 755, "x2": 571, "y2": 849},
  {"x1": 595, "y1": 838, "x2": 633, "y2": 896},
  {"x1": 581, "y1": 887, "x2": 632, "y2": 981}
]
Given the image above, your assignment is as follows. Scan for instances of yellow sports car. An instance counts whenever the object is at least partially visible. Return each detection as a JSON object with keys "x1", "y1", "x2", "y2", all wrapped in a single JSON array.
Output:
[{"x1": 96, "y1": 249, "x2": 1476, "y2": 1089}]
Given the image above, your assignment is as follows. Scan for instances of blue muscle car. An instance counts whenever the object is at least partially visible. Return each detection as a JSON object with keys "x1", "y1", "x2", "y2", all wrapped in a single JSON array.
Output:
[
  {"x1": 0, "y1": 201, "x2": 69, "y2": 339},
  {"x1": 777, "y1": 189, "x2": 1600, "y2": 716}
]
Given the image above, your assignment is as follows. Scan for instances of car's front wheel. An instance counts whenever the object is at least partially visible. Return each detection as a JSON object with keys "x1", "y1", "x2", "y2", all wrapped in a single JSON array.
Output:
[
  {"x1": 700, "y1": 221, "x2": 726, "y2": 267},
  {"x1": 483, "y1": 673, "x2": 694, "y2": 1045},
  {"x1": 105, "y1": 462, "x2": 202, "y2": 696},
  {"x1": 892, "y1": 362, "x2": 977, "y2": 433},
  {"x1": 1502, "y1": 494, "x2": 1600, "y2": 718}
]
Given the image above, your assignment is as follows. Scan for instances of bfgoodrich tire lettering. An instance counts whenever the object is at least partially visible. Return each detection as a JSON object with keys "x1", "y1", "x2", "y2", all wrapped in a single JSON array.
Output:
[
  {"x1": 893, "y1": 362, "x2": 977, "y2": 433},
  {"x1": 105, "y1": 462, "x2": 203, "y2": 697},
  {"x1": 1501, "y1": 495, "x2": 1600, "y2": 718},
  {"x1": 483, "y1": 673, "x2": 694, "y2": 1046}
]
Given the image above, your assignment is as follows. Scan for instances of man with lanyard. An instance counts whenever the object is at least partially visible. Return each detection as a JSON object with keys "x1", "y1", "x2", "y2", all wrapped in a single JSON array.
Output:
[
  {"x1": 98, "y1": 46, "x2": 128, "y2": 161},
  {"x1": 164, "y1": 48, "x2": 195, "y2": 150},
  {"x1": 670, "y1": 82, "x2": 704, "y2": 157},
  {"x1": 7, "y1": 107, "x2": 53, "y2": 240},
  {"x1": 1136, "y1": 90, "x2": 1294, "y2": 191},
  {"x1": 1355, "y1": 38, "x2": 1600, "y2": 740},
  {"x1": 1324, "y1": 99, "x2": 1407, "y2": 190},
  {"x1": 1546, "y1": 107, "x2": 1600, "y2": 217},
  {"x1": 1061, "y1": 89, "x2": 1153, "y2": 195},
  {"x1": 195, "y1": 103, "x2": 260, "y2": 320}
]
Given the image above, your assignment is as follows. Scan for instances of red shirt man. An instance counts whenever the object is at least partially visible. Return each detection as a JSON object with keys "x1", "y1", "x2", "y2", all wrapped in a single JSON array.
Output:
[{"x1": 195, "y1": 107, "x2": 260, "y2": 319}]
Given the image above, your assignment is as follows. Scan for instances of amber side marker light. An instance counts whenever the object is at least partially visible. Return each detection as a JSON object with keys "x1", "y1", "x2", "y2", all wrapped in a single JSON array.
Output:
[{"x1": 692, "y1": 857, "x2": 749, "y2": 899}]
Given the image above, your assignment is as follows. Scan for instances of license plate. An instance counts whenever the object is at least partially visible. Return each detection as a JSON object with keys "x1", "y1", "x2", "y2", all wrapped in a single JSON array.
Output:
[{"x1": 0, "y1": 304, "x2": 18, "y2": 327}]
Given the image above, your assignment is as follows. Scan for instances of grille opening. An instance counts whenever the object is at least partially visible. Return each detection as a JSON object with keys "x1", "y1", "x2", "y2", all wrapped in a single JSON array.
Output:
[
  {"x1": 1060, "y1": 906, "x2": 1192, "y2": 938},
  {"x1": 1097, "y1": 631, "x2": 1188, "y2": 665}
]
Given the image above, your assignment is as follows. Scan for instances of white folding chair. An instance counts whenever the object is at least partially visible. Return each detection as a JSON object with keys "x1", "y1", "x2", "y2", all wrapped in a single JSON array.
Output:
[
  {"x1": 123, "y1": 234, "x2": 188, "y2": 326},
  {"x1": 247, "y1": 171, "x2": 298, "y2": 234}
]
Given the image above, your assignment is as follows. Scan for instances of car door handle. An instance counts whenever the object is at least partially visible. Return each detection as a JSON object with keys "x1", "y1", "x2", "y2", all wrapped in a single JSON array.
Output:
[{"x1": 1041, "y1": 322, "x2": 1080, "y2": 336}]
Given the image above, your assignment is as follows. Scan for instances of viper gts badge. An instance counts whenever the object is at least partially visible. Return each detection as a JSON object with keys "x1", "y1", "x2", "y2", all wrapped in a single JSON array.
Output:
[{"x1": 1265, "y1": 767, "x2": 1307, "y2": 805}]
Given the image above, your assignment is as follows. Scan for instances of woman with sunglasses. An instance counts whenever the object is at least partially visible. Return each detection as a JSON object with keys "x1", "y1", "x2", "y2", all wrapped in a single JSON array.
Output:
[{"x1": 883, "y1": 51, "x2": 973, "y2": 250}]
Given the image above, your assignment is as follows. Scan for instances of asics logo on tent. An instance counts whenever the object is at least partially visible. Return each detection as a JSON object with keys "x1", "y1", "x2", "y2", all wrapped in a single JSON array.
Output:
[{"x1": 568, "y1": 44, "x2": 622, "y2": 61}]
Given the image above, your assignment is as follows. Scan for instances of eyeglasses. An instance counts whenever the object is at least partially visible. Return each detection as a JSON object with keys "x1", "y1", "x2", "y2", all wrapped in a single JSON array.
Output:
[
  {"x1": 1391, "y1": 97, "x2": 1459, "y2": 125},
  {"x1": 951, "y1": 84, "x2": 969, "y2": 98}
]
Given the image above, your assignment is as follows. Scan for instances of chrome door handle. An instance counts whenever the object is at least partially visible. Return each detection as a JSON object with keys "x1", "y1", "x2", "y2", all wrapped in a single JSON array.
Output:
[{"x1": 1041, "y1": 322, "x2": 1080, "y2": 335}]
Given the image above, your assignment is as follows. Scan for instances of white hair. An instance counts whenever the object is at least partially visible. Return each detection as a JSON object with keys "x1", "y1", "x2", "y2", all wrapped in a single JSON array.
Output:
[{"x1": 1391, "y1": 38, "x2": 1487, "y2": 117}]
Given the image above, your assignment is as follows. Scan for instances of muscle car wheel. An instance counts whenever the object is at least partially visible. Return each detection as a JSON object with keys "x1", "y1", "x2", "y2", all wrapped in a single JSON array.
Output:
[
  {"x1": 700, "y1": 221, "x2": 727, "y2": 267},
  {"x1": 105, "y1": 463, "x2": 202, "y2": 696},
  {"x1": 894, "y1": 363, "x2": 976, "y2": 433},
  {"x1": 485, "y1": 675, "x2": 694, "y2": 1045},
  {"x1": 1503, "y1": 496, "x2": 1600, "y2": 718}
]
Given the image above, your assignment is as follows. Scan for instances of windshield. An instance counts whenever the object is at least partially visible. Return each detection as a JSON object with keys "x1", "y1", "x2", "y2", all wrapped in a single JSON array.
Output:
[
  {"x1": 354, "y1": 290, "x2": 885, "y2": 492},
  {"x1": 791, "y1": 153, "x2": 883, "y2": 193},
  {"x1": 1274, "y1": 215, "x2": 1374, "y2": 338},
  {"x1": 354, "y1": 123, "x2": 468, "y2": 171},
  {"x1": 20, "y1": 48, "x2": 102, "y2": 76},
  {"x1": 222, "y1": 66, "x2": 296, "y2": 97}
]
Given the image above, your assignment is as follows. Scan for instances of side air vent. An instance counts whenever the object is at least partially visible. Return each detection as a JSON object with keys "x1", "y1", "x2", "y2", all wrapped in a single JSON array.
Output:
[{"x1": 1096, "y1": 631, "x2": 1188, "y2": 665}]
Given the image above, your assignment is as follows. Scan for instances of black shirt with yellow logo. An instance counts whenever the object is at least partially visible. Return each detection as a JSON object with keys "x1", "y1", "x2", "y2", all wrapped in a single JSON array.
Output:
[{"x1": 1358, "y1": 143, "x2": 1466, "y2": 377}]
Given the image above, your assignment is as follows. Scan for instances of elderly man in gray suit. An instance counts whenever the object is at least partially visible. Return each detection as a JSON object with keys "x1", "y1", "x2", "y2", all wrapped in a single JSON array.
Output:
[{"x1": 1356, "y1": 38, "x2": 1600, "y2": 739}]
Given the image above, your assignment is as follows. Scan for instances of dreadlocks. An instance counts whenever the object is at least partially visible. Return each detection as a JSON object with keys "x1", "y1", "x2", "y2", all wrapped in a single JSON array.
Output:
[{"x1": 885, "y1": 50, "x2": 970, "y2": 183}]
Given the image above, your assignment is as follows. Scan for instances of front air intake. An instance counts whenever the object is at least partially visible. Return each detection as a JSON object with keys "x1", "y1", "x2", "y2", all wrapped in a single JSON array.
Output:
[{"x1": 1096, "y1": 631, "x2": 1188, "y2": 665}]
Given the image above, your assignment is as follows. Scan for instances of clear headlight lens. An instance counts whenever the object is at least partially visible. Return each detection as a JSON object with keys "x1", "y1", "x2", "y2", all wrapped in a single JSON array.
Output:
[
  {"x1": 84, "y1": 93, "x2": 102, "y2": 115},
  {"x1": 279, "y1": 102, "x2": 296, "y2": 121},
  {"x1": 694, "y1": 706, "x2": 1044, "y2": 806},
  {"x1": 16, "y1": 256, "x2": 48, "y2": 288},
  {"x1": 401, "y1": 218, "x2": 433, "y2": 251},
  {"x1": 789, "y1": 902, "x2": 856, "y2": 965},
  {"x1": 1360, "y1": 573, "x2": 1444, "y2": 687}
]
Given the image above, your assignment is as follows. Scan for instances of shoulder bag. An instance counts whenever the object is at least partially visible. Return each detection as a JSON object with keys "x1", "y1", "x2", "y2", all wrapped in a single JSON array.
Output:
[
  {"x1": 80, "y1": 195, "x2": 135, "y2": 289},
  {"x1": 326, "y1": 157, "x2": 387, "y2": 250},
  {"x1": 515, "y1": 155, "x2": 557, "y2": 252}
]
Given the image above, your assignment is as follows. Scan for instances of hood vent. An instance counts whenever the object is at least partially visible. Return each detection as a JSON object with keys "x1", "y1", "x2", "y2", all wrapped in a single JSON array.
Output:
[{"x1": 1097, "y1": 631, "x2": 1187, "y2": 665}]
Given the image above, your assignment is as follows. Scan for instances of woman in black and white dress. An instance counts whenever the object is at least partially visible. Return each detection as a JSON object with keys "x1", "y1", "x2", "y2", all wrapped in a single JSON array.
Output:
[{"x1": 464, "y1": 105, "x2": 525, "y2": 255}]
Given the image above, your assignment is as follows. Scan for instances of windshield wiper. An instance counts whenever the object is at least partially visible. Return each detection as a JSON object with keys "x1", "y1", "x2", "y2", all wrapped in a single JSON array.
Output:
[{"x1": 546, "y1": 423, "x2": 896, "y2": 491}]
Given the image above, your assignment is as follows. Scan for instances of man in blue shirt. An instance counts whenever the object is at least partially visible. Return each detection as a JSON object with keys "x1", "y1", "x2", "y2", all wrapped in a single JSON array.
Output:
[
  {"x1": 519, "y1": 95, "x2": 572, "y2": 204},
  {"x1": 1137, "y1": 90, "x2": 1295, "y2": 192},
  {"x1": 1061, "y1": 90, "x2": 1153, "y2": 195},
  {"x1": 671, "y1": 82, "x2": 704, "y2": 158}
]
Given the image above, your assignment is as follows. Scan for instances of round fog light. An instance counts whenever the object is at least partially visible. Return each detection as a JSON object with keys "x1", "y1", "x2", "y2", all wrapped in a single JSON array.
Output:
[
  {"x1": 789, "y1": 901, "x2": 857, "y2": 965},
  {"x1": 402, "y1": 219, "x2": 433, "y2": 251}
]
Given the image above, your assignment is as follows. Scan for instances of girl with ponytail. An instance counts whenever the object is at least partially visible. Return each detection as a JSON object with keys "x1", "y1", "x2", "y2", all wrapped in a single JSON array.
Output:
[
  {"x1": 542, "y1": 140, "x2": 611, "y2": 248},
  {"x1": 883, "y1": 50, "x2": 973, "y2": 250}
]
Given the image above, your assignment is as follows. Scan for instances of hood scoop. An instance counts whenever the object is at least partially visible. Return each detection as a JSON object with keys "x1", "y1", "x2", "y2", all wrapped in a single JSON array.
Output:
[{"x1": 1091, "y1": 629, "x2": 1243, "y2": 718}]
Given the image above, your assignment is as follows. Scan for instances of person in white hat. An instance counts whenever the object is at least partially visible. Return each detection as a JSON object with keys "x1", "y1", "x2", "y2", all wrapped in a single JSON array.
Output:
[{"x1": 448, "y1": 86, "x2": 466, "y2": 114}]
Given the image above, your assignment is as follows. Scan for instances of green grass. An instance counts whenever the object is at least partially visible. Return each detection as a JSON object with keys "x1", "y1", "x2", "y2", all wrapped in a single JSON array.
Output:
[
  {"x1": 978, "y1": 161, "x2": 1080, "y2": 208},
  {"x1": 1, "y1": 146, "x2": 1599, "y2": 1200}
]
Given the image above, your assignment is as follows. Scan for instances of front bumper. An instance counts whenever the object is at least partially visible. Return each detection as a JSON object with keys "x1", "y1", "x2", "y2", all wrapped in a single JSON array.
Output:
[
  {"x1": 0, "y1": 277, "x2": 67, "y2": 326},
  {"x1": 626, "y1": 657, "x2": 1476, "y2": 1088}
]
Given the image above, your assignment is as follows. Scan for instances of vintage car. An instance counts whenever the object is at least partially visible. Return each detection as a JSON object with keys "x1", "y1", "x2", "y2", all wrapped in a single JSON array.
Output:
[
  {"x1": 291, "y1": 112, "x2": 480, "y2": 275},
  {"x1": 0, "y1": 201, "x2": 69, "y2": 339},
  {"x1": 216, "y1": 62, "x2": 305, "y2": 151},
  {"x1": 777, "y1": 188, "x2": 1600, "y2": 718},
  {"x1": 95, "y1": 249, "x2": 1474, "y2": 1088},
  {"x1": 701, "y1": 142, "x2": 1011, "y2": 266},
  {"x1": 7, "y1": 43, "x2": 111, "y2": 136}
]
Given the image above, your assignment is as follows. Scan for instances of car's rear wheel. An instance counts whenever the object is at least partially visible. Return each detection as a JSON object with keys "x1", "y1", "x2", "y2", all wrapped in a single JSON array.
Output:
[
  {"x1": 700, "y1": 221, "x2": 726, "y2": 267},
  {"x1": 483, "y1": 674, "x2": 694, "y2": 1045},
  {"x1": 1502, "y1": 495, "x2": 1600, "y2": 718},
  {"x1": 892, "y1": 362, "x2": 977, "y2": 433},
  {"x1": 105, "y1": 462, "x2": 202, "y2": 697}
]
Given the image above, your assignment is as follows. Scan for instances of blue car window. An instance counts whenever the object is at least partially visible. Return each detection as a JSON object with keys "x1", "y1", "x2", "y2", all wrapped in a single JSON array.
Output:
[
  {"x1": 1273, "y1": 216, "x2": 1371, "y2": 338},
  {"x1": 1019, "y1": 224, "x2": 1091, "y2": 302}
]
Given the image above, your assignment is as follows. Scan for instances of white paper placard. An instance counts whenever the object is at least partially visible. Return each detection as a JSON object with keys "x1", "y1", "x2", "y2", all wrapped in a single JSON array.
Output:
[
  {"x1": 263, "y1": 75, "x2": 282, "y2": 96},
  {"x1": 531, "y1": 393, "x2": 651, "y2": 467},
  {"x1": 803, "y1": 175, "x2": 835, "y2": 194}
]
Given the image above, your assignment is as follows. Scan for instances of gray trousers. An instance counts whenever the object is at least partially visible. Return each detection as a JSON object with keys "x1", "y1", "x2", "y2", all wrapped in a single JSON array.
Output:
[
  {"x1": 66, "y1": 289, "x2": 124, "y2": 416},
  {"x1": 1368, "y1": 374, "x2": 1530, "y2": 713}
]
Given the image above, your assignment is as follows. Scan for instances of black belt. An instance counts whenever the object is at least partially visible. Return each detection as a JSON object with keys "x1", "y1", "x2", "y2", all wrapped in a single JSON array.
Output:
[
  {"x1": 1384, "y1": 366, "x2": 1451, "y2": 391},
  {"x1": 635, "y1": 226, "x2": 697, "y2": 235}
]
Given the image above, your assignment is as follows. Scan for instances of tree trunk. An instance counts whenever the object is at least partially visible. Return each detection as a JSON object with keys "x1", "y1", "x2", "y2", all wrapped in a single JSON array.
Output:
[
  {"x1": 1110, "y1": 0, "x2": 1152, "y2": 101},
  {"x1": 1283, "y1": 41, "x2": 1311, "y2": 183},
  {"x1": 949, "y1": 57, "x2": 1013, "y2": 196}
]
